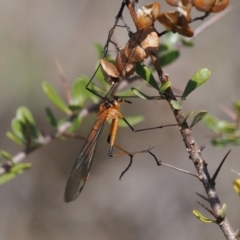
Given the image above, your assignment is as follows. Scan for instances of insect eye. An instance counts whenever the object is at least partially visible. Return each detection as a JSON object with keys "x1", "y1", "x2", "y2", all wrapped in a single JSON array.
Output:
[
  {"x1": 104, "y1": 102, "x2": 111, "y2": 108},
  {"x1": 114, "y1": 96, "x2": 123, "y2": 102}
]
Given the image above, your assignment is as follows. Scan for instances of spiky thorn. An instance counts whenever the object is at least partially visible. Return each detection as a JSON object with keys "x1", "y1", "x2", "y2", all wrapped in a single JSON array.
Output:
[
  {"x1": 211, "y1": 150, "x2": 231, "y2": 186},
  {"x1": 199, "y1": 145, "x2": 205, "y2": 152},
  {"x1": 195, "y1": 192, "x2": 210, "y2": 203}
]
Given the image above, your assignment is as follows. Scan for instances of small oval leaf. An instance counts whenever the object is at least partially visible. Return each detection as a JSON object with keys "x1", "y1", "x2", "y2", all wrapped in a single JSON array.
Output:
[
  {"x1": 171, "y1": 100, "x2": 182, "y2": 110},
  {"x1": 10, "y1": 163, "x2": 32, "y2": 173},
  {"x1": 0, "y1": 163, "x2": 32, "y2": 185},
  {"x1": 67, "y1": 116, "x2": 82, "y2": 133},
  {"x1": 45, "y1": 107, "x2": 58, "y2": 127},
  {"x1": 219, "y1": 203, "x2": 227, "y2": 219},
  {"x1": 0, "y1": 172, "x2": 17, "y2": 185},
  {"x1": 181, "y1": 39, "x2": 194, "y2": 47},
  {"x1": 182, "y1": 68, "x2": 211, "y2": 100},
  {"x1": 42, "y1": 81, "x2": 72, "y2": 115},
  {"x1": 190, "y1": 110, "x2": 208, "y2": 128},
  {"x1": 203, "y1": 114, "x2": 219, "y2": 132},
  {"x1": 193, "y1": 210, "x2": 216, "y2": 223},
  {"x1": 159, "y1": 50, "x2": 180, "y2": 67},
  {"x1": 6, "y1": 132, "x2": 24, "y2": 145},
  {"x1": 135, "y1": 63, "x2": 159, "y2": 90},
  {"x1": 71, "y1": 77, "x2": 89, "y2": 106},
  {"x1": 0, "y1": 150, "x2": 13, "y2": 161},
  {"x1": 11, "y1": 118, "x2": 25, "y2": 142},
  {"x1": 16, "y1": 106, "x2": 35, "y2": 124},
  {"x1": 131, "y1": 88, "x2": 149, "y2": 100},
  {"x1": 159, "y1": 81, "x2": 171, "y2": 94},
  {"x1": 183, "y1": 111, "x2": 195, "y2": 123}
]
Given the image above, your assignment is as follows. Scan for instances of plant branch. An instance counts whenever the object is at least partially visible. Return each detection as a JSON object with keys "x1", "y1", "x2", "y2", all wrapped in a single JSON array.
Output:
[
  {"x1": 149, "y1": 52, "x2": 237, "y2": 240},
  {"x1": 0, "y1": 103, "x2": 98, "y2": 176}
]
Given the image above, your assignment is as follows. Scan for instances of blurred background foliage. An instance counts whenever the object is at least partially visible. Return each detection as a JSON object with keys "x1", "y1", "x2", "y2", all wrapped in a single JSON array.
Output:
[{"x1": 1, "y1": 1, "x2": 240, "y2": 240}]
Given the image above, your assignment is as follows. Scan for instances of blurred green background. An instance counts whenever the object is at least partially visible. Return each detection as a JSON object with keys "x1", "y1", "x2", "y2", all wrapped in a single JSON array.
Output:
[{"x1": 1, "y1": 1, "x2": 240, "y2": 240}]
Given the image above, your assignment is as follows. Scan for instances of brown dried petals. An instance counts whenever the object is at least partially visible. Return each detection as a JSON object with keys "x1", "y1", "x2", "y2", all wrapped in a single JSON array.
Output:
[
  {"x1": 192, "y1": 0, "x2": 229, "y2": 13},
  {"x1": 136, "y1": 2, "x2": 160, "y2": 30},
  {"x1": 124, "y1": 28, "x2": 159, "y2": 62},
  {"x1": 166, "y1": 0, "x2": 191, "y2": 7},
  {"x1": 116, "y1": 50, "x2": 136, "y2": 77},
  {"x1": 100, "y1": 59, "x2": 120, "y2": 84},
  {"x1": 158, "y1": 11, "x2": 194, "y2": 37}
]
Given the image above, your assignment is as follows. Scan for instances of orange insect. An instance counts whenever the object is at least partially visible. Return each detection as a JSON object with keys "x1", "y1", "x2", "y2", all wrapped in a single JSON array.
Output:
[{"x1": 64, "y1": 96, "x2": 153, "y2": 202}]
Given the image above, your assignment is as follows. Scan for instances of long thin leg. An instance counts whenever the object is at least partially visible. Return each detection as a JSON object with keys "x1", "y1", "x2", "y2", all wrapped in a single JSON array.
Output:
[
  {"x1": 106, "y1": 117, "x2": 158, "y2": 177},
  {"x1": 121, "y1": 116, "x2": 180, "y2": 132},
  {"x1": 86, "y1": 0, "x2": 130, "y2": 100},
  {"x1": 108, "y1": 142, "x2": 156, "y2": 179}
]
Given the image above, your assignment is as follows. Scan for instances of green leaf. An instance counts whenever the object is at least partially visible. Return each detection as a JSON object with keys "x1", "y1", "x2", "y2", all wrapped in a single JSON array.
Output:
[
  {"x1": 67, "y1": 116, "x2": 82, "y2": 133},
  {"x1": 131, "y1": 88, "x2": 165, "y2": 100},
  {"x1": 68, "y1": 104, "x2": 82, "y2": 112},
  {"x1": 94, "y1": 43, "x2": 104, "y2": 59},
  {"x1": 162, "y1": 32, "x2": 179, "y2": 46},
  {"x1": 159, "y1": 50, "x2": 180, "y2": 67},
  {"x1": 211, "y1": 138, "x2": 233, "y2": 148},
  {"x1": 203, "y1": 114, "x2": 219, "y2": 132},
  {"x1": 11, "y1": 118, "x2": 25, "y2": 142},
  {"x1": 42, "y1": 81, "x2": 72, "y2": 115},
  {"x1": 192, "y1": 210, "x2": 216, "y2": 223},
  {"x1": 157, "y1": 43, "x2": 169, "y2": 53},
  {"x1": 181, "y1": 38, "x2": 194, "y2": 47},
  {"x1": 171, "y1": 100, "x2": 182, "y2": 110},
  {"x1": 217, "y1": 121, "x2": 237, "y2": 133},
  {"x1": 219, "y1": 203, "x2": 227, "y2": 219},
  {"x1": 183, "y1": 111, "x2": 195, "y2": 123},
  {"x1": 71, "y1": 77, "x2": 90, "y2": 106},
  {"x1": 94, "y1": 43, "x2": 113, "y2": 60},
  {"x1": 0, "y1": 163, "x2": 32, "y2": 185},
  {"x1": 181, "y1": 68, "x2": 211, "y2": 100},
  {"x1": 159, "y1": 81, "x2": 171, "y2": 94},
  {"x1": 45, "y1": 107, "x2": 58, "y2": 127},
  {"x1": 190, "y1": 110, "x2": 208, "y2": 128},
  {"x1": 0, "y1": 172, "x2": 17, "y2": 185},
  {"x1": 6, "y1": 132, "x2": 24, "y2": 145},
  {"x1": 16, "y1": 107, "x2": 42, "y2": 140},
  {"x1": 118, "y1": 115, "x2": 144, "y2": 127},
  {"x1": 0, "y1": 150, "x2": 13, "y2": 161},
  {"x1": 10, "y1": 162, "x2": 32, "y2": 173},
  {"x1": 135, "y1": 63, "x2": 159, "y2": 90},
  {"x1": 16, "y1": 106, "x2": 35, "y2": 124},
  {"x1": 131, "y1": 88, "x2": 150, "y2": 100}
]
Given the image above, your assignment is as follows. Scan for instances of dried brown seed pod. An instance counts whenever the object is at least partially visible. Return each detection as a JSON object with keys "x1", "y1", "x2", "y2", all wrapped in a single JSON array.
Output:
[
  {"x1": 136, "y1": 2, "x2": 161, "y2": 30},
  {"x1": 192, "y1": 0, "x2": 229, "y2": 12},
  {"x1": 100, "y1": 58, "x2": 120, "y2": 85},
  {"x1": 166, "y1": 0, "x2": 191, "y2": 7},
  {"x1": 124, "y1": 28, "x2": 159, "y2": 62},
  {"x1": 158, "y1": 11, "x2": 194, "y2": 37},
  {"x1": 115, "y1": 50, "x2": 136, "y2": 77}
]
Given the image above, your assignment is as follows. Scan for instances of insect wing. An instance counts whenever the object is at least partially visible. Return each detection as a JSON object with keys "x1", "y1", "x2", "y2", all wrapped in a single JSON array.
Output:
[{"x1": 64, "y1": 119, "x2": 105, "y2": 202}]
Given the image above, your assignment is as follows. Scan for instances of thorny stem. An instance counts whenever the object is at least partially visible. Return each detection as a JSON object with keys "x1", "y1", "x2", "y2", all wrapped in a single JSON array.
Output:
[{"x1": 150, "y1": 52, "x2": 237, "y2": 240}]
